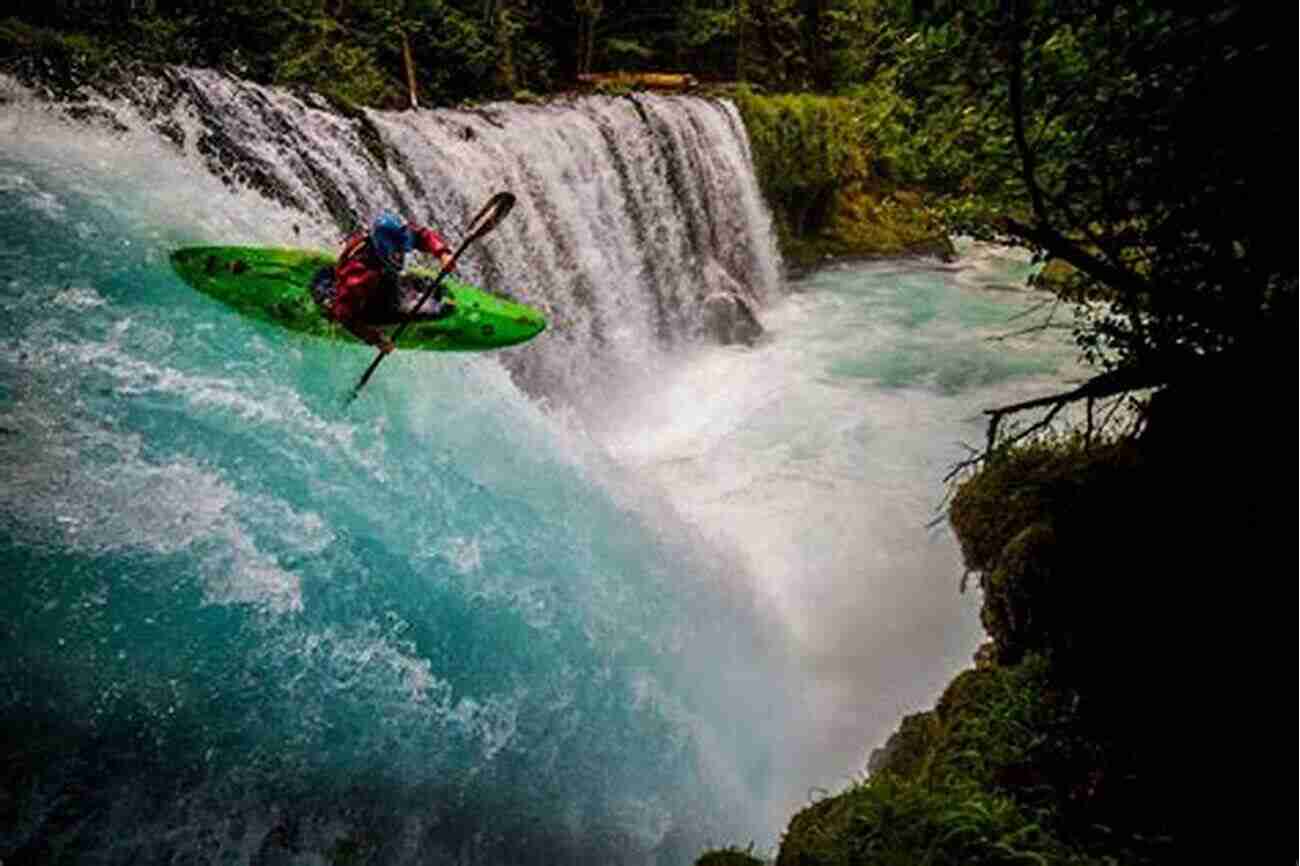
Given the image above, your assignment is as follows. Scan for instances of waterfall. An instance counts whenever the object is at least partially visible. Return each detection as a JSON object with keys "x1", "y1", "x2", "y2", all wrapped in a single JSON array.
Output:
[
  {"x1": 2, "y1": 62, "x2": 1096, "y2": 866},
  {"x1": 60, "y1": 66, "x2": 782, "y2": 405},
  {"x1": 0, "y1": 67, "x2": 794, "y2": 865}
]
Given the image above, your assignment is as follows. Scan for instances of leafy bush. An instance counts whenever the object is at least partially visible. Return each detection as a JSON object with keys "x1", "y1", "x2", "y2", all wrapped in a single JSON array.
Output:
[
  {"x1": 695, "y1": 845, "x2": 766, "y2": 866},
  {"x1": 777, "y1": 654, "x2": 1168, "y2": 866}
]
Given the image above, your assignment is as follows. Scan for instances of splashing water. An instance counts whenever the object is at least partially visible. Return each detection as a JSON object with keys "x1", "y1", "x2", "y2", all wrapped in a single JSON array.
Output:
[{"x1": 0, "y1": 70, "x2": 1080, "y2": 864}]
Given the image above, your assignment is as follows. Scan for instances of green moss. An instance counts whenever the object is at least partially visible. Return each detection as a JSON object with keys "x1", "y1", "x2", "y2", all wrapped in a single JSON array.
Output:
[
  {"x1": 824, "y1": 182, "x2": 953, "y2": 259},
  {"x1": 948, "y1": 435, "x2": 1134, "y2": 574},
  {"x1": 329, "y1": 830, "x2": 381, "y2": 865},
  {"x1": 777, "y1": 773, "x2": 1083, "y2": 866},
  {"x1": 751, "y1": 393, "x2": 1282, "y2": 866},
  {"x1": 773, "y1": 656, "x2": 1157, "y2": 866},
  {"x1": 0, "y1": 17, "x2": 116, "y2": 85},
  {"x1": 593, "y1": 79, "x2": 635, "y2": 97},
  {"x1": 947, "y1": 435, "x2": 1142, "y2": 664},
  {"x1": 865, "y1": 710, "x2": 940, "y2": 781},
  {"x1": 696, "y1": 846, "x2": 767, "y2": 866},
  {"x1": 1031, "y1": 257, "x2": 1078, "y2": 291},
  {"x1": 734, "y1": 89, "x2": 872, "y2": 204},
  {"x1": 733, "y1": 88, "x2": 950, "y2": 267}
]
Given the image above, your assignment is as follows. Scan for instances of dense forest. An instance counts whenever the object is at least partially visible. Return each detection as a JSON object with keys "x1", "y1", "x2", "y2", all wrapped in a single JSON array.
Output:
[
  {"x1": 3, "y1": 2, "x2": 1294, "y2": 864},
  {"x1": 3, "y1": 0, "x2": 929, "y2": 106}
]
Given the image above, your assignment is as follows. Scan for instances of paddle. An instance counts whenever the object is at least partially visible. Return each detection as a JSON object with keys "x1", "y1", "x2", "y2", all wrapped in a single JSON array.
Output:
[{"x1": 345, "y1": 191, "x2": 516, "y2": 405}]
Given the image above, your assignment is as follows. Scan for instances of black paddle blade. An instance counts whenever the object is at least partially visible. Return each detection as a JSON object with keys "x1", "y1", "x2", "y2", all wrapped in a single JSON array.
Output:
[{"x1": 465, "y1": 192, "x2": 516, "y2": 242}]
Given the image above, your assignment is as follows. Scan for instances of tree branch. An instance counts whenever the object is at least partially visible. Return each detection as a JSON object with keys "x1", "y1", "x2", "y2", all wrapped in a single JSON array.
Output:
[
  {"x1": 1006, "y1": 0, "x2": 1048, "y2": 222},
  {"x1": 984, "y1": 321, "x2": 1071, "y2": 343},
  {"x1": 985, "y1": 296, "x2": 1064, "y2": 342},
  {"x1": 1002, "y1": 216, "x2": 1151, "y2": 303},
  {"x1": 1004, "y1": 295, "x2": 1057, "y2": 323},
  {"x1": 1001, "y1": 1, "x2": 1153, "y2": 313},
  {"x1": 940, "y1": 363, "x2": 1165, "y2": 485}
]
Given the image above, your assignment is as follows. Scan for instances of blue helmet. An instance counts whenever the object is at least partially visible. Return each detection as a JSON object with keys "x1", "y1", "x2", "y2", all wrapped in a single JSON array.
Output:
[{"x1": 370, "y1": 210, "x2": 410, "y2": 271}]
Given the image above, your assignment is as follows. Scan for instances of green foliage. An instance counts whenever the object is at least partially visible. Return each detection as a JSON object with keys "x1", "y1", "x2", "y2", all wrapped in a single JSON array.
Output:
[
  {"x1": 695, "y1": 845, "x2": 767, "y2": 866},
  {"x1": 866, "y1": 710, "x2": 940, "y2": 780},
  {"x1": 733, "y1": 87, "x2": 873, "y2": 254},
  {"x1": 273, "y1": 15, "x2": 391, "y2": 108},
  {"x1": 733, "y1": 83, "x2": 948, "y2": 264},
  {"x1": 778, "y1": 772, "x2": 1083, "y2": 866},
  {"x1": 395, "y1": 1, "x2": 506, "y2": 102},
  {"x1": 947, "y1": 433, "x2": 1145, "y2": 667},
  {"x1": 892, "y1": 3, "x2": 1295, "y2": 377},
  {"x1": 735, "y1": 89, "x2": 873, "y2": 200},
  {"x1": 822, "y1": 0, "x2": 904, "y2": 91},
  {"x1": 605, "y1": 36, "x2": 656, "y2": 65},
  {"x1": 679, "y1": 3, "x2": 737, "y2": 78},
  {"x1": 777, "y1": 654, "x2": 1168, "y2": 866},
  {"x1": 0, "y1": 16, "x2": 114, "y2": 79},
  {"x1": 1, "y1": 1, "x2": 537, "y2": 106},
  {"x1": 928, "y1": 656, "x2": 1063, "y2": 789},
  {"x1": 736, "y1": 0, "x2": 808, "y2": 90},
  {"x1": 924, "y1": 415, "x2": 1298, "y2": 865}
]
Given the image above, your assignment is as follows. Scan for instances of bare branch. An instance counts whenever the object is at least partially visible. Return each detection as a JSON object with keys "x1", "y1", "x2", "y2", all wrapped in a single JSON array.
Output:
[
  {"x1": 992, "y1": 399, "x2": 1067, "y2": 453},
  {"x1": 1004, "y1": 295, "x2": 1058, "y2": 324},
  {"x1": 1099, "y1": 393, "x2": 1127, "y2": 434},
  {"x1": 984, "y1": 322, "x2": 1072, "y2": 343},
  {"x1": 1002, "y1": 216, "x2": 1152, "y2": 303},
  {"x1": 939, "y1": 365, "x2": 1163, "y2": 489}
]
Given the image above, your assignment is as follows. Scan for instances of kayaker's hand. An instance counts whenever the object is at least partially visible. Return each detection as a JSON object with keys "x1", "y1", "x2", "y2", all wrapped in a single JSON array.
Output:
[
  {"x1": 377, "y1": 335, "x2": 396, "y2": 355},
  {"x1": 439, "y1": 251, "x2": 455, "y2": 272}
]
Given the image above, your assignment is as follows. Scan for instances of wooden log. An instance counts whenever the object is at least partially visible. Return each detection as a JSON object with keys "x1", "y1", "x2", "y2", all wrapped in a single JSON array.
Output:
[{"x1": 576, "y1": 72, "x2": 699, "y2": 92}]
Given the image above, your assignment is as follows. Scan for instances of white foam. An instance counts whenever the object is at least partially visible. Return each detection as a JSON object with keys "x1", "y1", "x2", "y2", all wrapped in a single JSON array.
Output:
[
  {"x1": 595, "y1": 255, "x2": 1081, "y2": 812},
  {"x1": 0, "y1": 406, "x2": 306, "y2": 615}
]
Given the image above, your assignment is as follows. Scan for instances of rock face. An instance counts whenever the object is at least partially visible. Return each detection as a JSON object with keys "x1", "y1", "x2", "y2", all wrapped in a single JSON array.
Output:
[{"x1": 701, "y1": 291, "x2": 763, "y2": 346}]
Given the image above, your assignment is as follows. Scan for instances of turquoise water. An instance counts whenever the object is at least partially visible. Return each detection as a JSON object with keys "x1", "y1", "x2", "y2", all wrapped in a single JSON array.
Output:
[
  {"x1": 596, "y1": 254, "x2": 1080, "y2": 799},
  {"x1": 1, "y1": 86, "x2": 1080, "y2": 864},
  {"x1": 808, "y1": 261, "x2": 1064, "y2": 393},
  {"x1": 0, "y1": 130, "x2": 787, "y2": 863}
]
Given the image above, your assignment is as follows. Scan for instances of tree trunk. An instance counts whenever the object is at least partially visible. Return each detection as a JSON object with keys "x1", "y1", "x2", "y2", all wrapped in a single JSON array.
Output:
[
  {"x1": 401, "y1": 30, "x2": 419, "y2": 109},
  {"x1": 491, "y1": 0, "x2": 517, "y2": 93},
  {"x1": 575, "y1": 0, "x2": 602, "y2": 77},
  {"x1": 802, "y1": 0, "x2": 831, "y2": 91},
  {"x1": 736, "y1": 0, "x2": 748, "y2": 81}
]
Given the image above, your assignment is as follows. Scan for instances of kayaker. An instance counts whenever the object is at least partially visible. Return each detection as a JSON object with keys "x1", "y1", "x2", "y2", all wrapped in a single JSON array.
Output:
[{"x1": 319, "y1": 210, "x2": 456, "y2": 354}]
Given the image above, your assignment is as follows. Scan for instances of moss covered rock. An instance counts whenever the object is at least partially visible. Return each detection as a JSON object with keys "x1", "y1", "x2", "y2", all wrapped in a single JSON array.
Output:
[
  {"x1": 695, "y1": 847, "x2": 767, "y2": 866},
  {"x1": 733, "y1": 89, "x2": 950, "y2": 268},
  {"x1": 947, "y1": 436, "x2": 1142, "y2": 666},
  {"x1": 864, "y1": 710, "x2": 939, "y2": 780}
]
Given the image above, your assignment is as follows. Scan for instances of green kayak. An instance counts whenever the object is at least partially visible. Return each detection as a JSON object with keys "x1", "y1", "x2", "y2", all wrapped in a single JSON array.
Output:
[{"x1": 170, "y1": 245, "x2": 546, "y2": 351}]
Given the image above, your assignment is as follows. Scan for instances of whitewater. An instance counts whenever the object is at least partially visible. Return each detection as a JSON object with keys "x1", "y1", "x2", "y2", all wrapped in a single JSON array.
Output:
[{"x1": 0, "y1": 69, "x2": 1080, "y2": 864}]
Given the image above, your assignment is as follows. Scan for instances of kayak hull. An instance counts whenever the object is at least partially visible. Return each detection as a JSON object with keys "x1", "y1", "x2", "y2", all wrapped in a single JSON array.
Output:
[{"x1": 170, "y1": 246, "x2": 546, "y2": 351}]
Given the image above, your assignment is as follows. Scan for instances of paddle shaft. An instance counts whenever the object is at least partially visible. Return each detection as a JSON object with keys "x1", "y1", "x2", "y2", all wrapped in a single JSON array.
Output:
[
  {"x1": 348, "y1": 257, "x2": 454, "y2": 398},
  {"x1": 347, "y1": 193, "x2": 515, "y2": 404}
]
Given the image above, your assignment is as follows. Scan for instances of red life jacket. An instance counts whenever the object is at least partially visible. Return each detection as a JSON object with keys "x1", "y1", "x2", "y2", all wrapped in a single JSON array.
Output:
[{"x1": 329, "y1": 224, "x2": 450, "y2": 324}]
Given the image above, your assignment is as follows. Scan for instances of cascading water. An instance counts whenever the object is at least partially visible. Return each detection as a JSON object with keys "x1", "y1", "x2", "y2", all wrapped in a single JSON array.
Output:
[
  {"x1": 1, "y1": 67, "x2": 1082, "y2": 865},
  {"x1": 0, "y1": 70, "x2": 790, "y2": 864},
  {"x1": 61, "y1": 66, "x2": 781, "y2": 407}
]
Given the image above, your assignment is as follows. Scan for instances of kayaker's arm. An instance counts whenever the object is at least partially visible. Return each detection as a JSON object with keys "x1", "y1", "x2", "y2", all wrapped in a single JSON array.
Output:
[{"x1": 410, "y1": 225, "x2": 455, "y2": 272}]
